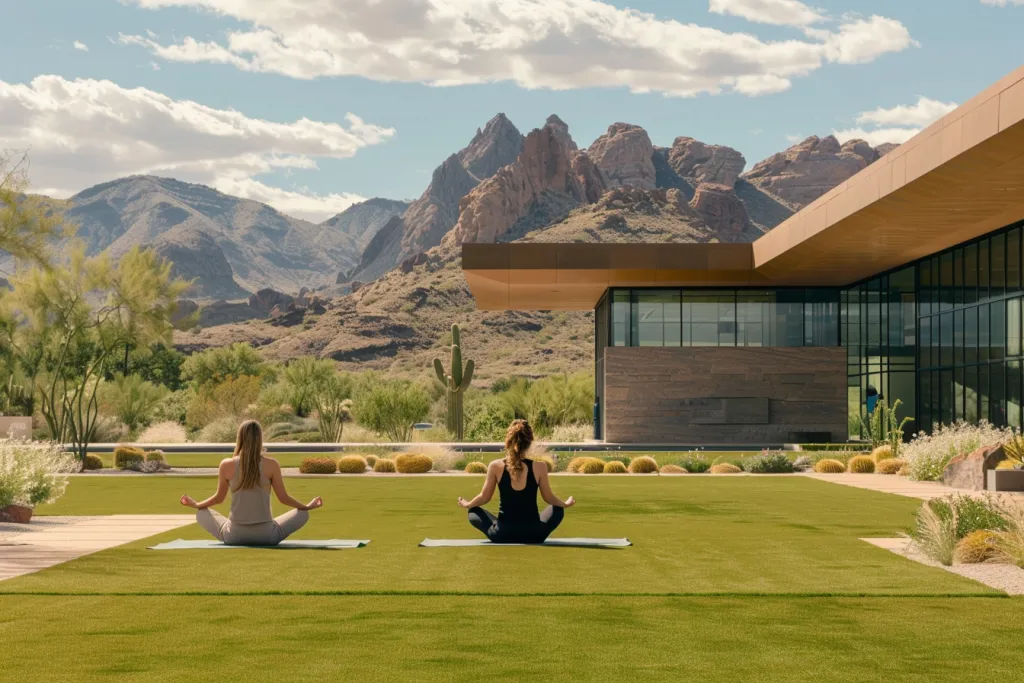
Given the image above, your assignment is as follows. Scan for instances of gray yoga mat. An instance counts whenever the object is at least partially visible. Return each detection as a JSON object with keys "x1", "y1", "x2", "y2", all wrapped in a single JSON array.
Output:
[
  {"x1": 419, "y1": 538, "x2": 631, "y2": 548},
  {"x1": 149, "y1": 539, "x2": 370, "y2": 550}
]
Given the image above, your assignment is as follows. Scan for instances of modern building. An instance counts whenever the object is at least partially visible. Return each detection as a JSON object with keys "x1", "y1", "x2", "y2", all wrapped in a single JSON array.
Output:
[{"x1": 462, "y1": 66, "x2": 1024, "y2": 444}]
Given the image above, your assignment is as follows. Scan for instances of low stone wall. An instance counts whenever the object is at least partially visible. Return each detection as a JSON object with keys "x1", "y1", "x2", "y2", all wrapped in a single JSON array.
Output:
[
  {"x1": 602, "y1": 346, "x2": 848, "y2": 444},
  {"x1": 0, "y1": 417, "x2": 32, "y2": 439}
]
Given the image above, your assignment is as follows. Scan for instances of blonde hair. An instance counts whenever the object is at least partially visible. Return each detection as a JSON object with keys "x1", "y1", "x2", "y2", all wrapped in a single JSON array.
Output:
[
  {"x1": 504, "y1": 419, "x2": 534, "y2": 476},
  {"x1": 234, "y1": 420, "x2": 264, "y2": 490}
]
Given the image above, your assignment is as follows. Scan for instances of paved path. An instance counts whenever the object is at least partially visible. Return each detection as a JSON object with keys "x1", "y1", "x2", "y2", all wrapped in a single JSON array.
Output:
[
  {"x1": 800, "y1": 473, "x2": 968, "y2": 500},
  {"x1": 0, "y1": 515, "x2": 194, "y2": 582}
]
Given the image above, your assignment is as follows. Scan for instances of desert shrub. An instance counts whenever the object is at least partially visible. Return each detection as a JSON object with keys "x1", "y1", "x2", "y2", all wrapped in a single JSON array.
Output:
[
  {"x1": 603, "y1": 460, "x2": 627, "y2": 474},
  {"x1": 98, "y1": 374, "x2": 168, "y2": 433},
  {"x1": 91, "y1": 416, "x2": 130, "y2": 443},
  {"x1": 550, "y1": 423, "x2": 591, "y2": 442},
  {"x1": 198, "y1": 417, "x2": 242, "y2": 444},
  {"x1": 465, "y1": 460, "x2": 488, "y2": 474},
  {"x1": 902, "y1": 420, "x2": 1011, "y2": 481},
  {"x1": 791, "y1": 455, "x2": 813, "y2": 472},
  {"x1": 531, "y1": 454, "x2": 557, "y2": 473},
  {"x1": 870, "y1": 444, "x2": 893, "y2": 462},
  {"x1": 465, "y1": 395, "x2": 515, "y2": 442},
  {"x1": 354, "y1": 376, "x2": 431, "y2": 442},
  {"x1": 876, "y1": 458, "x2": 906, "y2": 475},
  {"x1": 265, "y1": 417, "x2": 319, "y2": 442},
  {"x1": 0, "y1": 441, "x2": 78, "y2": 508},
  {"x1": 710, "y1": 463, "x2": 742, "y2": 474},
  {"x1": 299, "y1": 457, "x2": 337, "y2": 474},
  {"x1": 578, "y1": 458, "x2": 604, "y2": 474},
  {"x1": 743, "y1": 451, "x2": 793, "y2": 474},
  {"x1": 182, "y1": 343, "x2": 269, "y2": 389},
  {"x1": 676, "y1": 456, "x2": 710, "y2": 474},
  {"x1": 911, "y1": 500, "x2": 959, "y2": 565},
  {"x1": 83, "y1": 453, "x2": 105, "y2": 470},
  {"x1": 395, "y1": 453, "x2": 433, "y2": 474},
  {"x1": 954, "y1": 530, "x2": 1001, "y2": 564},
  {"x1": 336, "y1": 455, "x2": 368, "y2": 474},
  {"x1": 567, "y1": 457, "x2": 588, "y2": 473},
  {"x1": 813, "y1": 458, "x2": 846, "y2": 474},
  {"x1": 130, "y1": 459, "x2": 168, "y2": 473},
  {"x1": 136, "y1": 421, "x2": 189, "y2": 443},
  {"x1": 154, "y1": 388, "x2": 192, "y2": 425},
  {"x1": 186, "y1": 375, "x2": 263, "y2": 430},
  {"x1": 362, "y1": 454, "x2": 379, "y2": 468},
  {"x1": 373, "y1": 458, "x2": 397, "y2": 473},
  {"x1": 927, "y1": 495, "x2": 1007, "y2": 539},
  {"x1": 993, "y1": 503, "x2": 1024, "y2": 567},
  {"x1": 628, "y1": 456, "x2": 659, "y2": 474},
  {"x1": 660, "y1": 464, "x2": 687, "y2": 474},
  {"x1": 144, "y1": 450, "x2": 165, "y2": 462},
  {"x1": 113, "y1": 446, "x2": 145, "y2": 470},
  {"x1": 847, "y1": 455, "x2": 876, "y2": 473},
  {"x1": 281, "y1": 357, "x2": 337, "y2": 417},
  {"x1": 408, "y1": 444, "x2": 460, "y2": 472}
]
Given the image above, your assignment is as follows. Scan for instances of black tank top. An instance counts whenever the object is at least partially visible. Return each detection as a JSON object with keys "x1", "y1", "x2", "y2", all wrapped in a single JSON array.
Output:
[{"x1": 497, "y1": 459, "x2": 539, "y2": 525}]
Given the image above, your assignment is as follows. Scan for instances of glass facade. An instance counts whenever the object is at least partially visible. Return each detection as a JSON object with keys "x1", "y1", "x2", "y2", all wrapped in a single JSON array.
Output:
[{"x1": 593, "y1": 219, "x2": 1024, "y2": 441}]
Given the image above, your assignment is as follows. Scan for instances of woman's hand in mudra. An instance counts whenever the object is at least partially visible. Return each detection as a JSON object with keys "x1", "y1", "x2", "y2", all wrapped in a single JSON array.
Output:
[
  {"x1": 457, "y1": 497, "x2": 472, "y2": 509},
  {"x1": 563, "y1": 496, "x2": 576, "y2": 508},
  {"x1": 179, "y1": 495, "x2": 198, "y2": 509},
  {"x1": 303, "y1": 497, "x2": 324, "y2": 511}
]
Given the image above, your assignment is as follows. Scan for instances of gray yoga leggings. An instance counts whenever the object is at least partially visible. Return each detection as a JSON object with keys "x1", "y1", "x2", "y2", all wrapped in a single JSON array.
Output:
[
  {"x1": 467, "y1": 505, "x2": 564, "y2": 544},
  {"x1": 196, "y1": 508, "x2": 309, "y2": 546}
]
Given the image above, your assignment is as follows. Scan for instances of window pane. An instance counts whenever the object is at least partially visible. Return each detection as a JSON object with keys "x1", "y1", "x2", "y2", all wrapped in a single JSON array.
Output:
[
  {"x1": 954, "y1": 247, "x2": 964, "y2": 307},
  {"x1": 1010, "y1": 298, "x2": 1022, "y2": 358},
  {"x1": 612, "y1": 290, "x2": 630, "y2": 346},
  {"x1": 980, "y1": 364, "x2": 990, "y2": 426},
  {"x1": 954, "y1": 309, "x2": 964, "y2": 368},
  {"x1": 940, "y1": 252, "x2": 954, "y2": 312},
  {"x1": 991, "y1": 362, "x2": 1006, "y2": 427},
  {"x1": 980, "y1": 305, "x2": 991, "y2": 363},
  {"x1": 992, "y1": 232, "x2": 1006, "y2": 298},
  {"x1": 919, "y1": 317, "x2": 932, "y2": 369},
  {"x1": 980, "y1": 238, "x2": 991, "y2": 301},
  {"x1": 955, "y1": 367, "x2": 965, "y2": 422},
  {"x1": 634, "y1": 290, "x2": 681, "y2": 347},
  {"x1": 992, "y1": 301, "x2": 1006, "y2": 362},
  {"x1": 1009, "y1": 360, "x2": 1022, "y2": 429},
  {"x1": 965, "y1": 306, "x2": 979, "y2": 365},
  {"x1": 940, "y1": 369, "x2": 953, "y2": 425},
  {"x1": 941, "y1": 312, "x2": 954, "y2": 367},
  {"x1": 1009, "y1": 228, "x2": 1021, "y2": 293},
  {"x1": 964, "y1": 243, "x2": 979, "y2": 306},
  {"x1": 920, "y1": 371, "x2": 933, "y2": 432},
  {"x1": 965, "y1": 365, "x2": 979, "y2": 424}
]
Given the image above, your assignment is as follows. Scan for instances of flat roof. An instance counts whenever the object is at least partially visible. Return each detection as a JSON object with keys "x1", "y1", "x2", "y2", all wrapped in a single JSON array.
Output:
[{"x1": 464, "y1": 65, "x2": 1024, "y2": 311}]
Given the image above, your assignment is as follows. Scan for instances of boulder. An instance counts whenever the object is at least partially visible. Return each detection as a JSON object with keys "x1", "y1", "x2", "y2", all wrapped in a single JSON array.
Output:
[
  {"x1": 587, "y1": 123, "x2": 656, "y2": 190},
  {"x1": 689, "y1": 183, "x2": 752, "y2": 242},
  {"x1": 942, "y1": 444, "x2": 1006, "y2": 490},
  {"x1": 665, "y1": 137, "x2": 746, "y2": 188},
  {"x1": 249, "y1": 288, "x2": 294, "y2": 315}
]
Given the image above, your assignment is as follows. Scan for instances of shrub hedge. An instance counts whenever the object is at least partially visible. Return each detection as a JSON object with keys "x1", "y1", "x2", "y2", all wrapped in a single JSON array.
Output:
[
  {"x1": 743, "y1": 452, "x2": 793, "y2": 474},
  {"x1": 395, "y1": 453, "x2": 433, "y2": 474},
  {"x1": 83, "y1": 454, "x2": 105, "y2": 471},
  {"x1": 299, "y1": 457, "x2": 337, "y2": 474},
  {"x1": 676, "y1": 457, "x2": 710, "y2": 474},
  {"x1": 337, "y1": 455, "x2": 368, "y2": 474}
]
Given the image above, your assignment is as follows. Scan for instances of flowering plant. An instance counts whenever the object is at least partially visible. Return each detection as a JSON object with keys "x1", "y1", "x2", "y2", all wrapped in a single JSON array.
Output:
[
  {"x1": 901, "y1": 421, "x2": 1011, "y2": 482},
  {"x1": 0, "y1": 439, "x2": 78, "y2": 509}
]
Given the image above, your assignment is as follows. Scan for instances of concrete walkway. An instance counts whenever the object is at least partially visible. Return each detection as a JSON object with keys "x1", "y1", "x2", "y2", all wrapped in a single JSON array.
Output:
[
  {"x1": 0, "y1": 514, "x2": 194, "y2": 582},
  {"x1": 800, "y1": 473, "x2": 969, "y2": 500}
]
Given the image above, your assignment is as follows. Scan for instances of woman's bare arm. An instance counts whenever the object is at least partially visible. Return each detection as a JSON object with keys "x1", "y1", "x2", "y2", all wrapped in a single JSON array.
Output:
[
  {"x1": 267, "y1": 459, "x2": 323, "y2": 511},
  {"x1": 457, "y1": 461, "x2": 501, "y2": 508},
  {"x1": 536, "y1": 461, "x2": 575, "y2": 508},
  {"x1": 180, "y1": 459, "x2": 231, "y2": 509}
]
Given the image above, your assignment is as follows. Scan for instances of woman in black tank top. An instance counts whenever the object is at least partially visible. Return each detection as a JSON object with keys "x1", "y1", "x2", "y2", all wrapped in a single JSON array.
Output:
[{"x1": 458, "y1": 419, "x2": 575, "y2": 543}]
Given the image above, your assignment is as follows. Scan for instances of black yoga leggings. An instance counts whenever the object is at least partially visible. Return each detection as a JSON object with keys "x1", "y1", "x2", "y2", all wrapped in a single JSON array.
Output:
[{"x1": 467, "y1": 505, "x2": 564, "y2": 544}]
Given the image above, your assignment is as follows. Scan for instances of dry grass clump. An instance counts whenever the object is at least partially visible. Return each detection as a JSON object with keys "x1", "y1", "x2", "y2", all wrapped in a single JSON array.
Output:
[
  {"x1": 709, "y1": 463, "x2": 742, "y2": 474},
  {"x1": 113, "y1": 446, "x2": 145, "y2": 470},
  {"x1": 395, "y1": 453, "x2": 433, "y2": 474},
  {"x1": 870, "y1": 444, "x2": 893, "y2": 462},
  {"x1": 910, "y1": 500, "x2": 958, "y2": 566},
  {"x1": 813, "y1": 458, "x2": 846, "y2": 474},
  {"x1": 603, "y1": 460, "x2": 627, "y2": 474},
  {"x1": 299, "y1": 457, "x2": 337, "y2": 474},
  {"x1": 464, "y1": 461, "x2": 488, "y2": 474},
  {"x1": 954, "y1": 530, "x2": 1001, "y2": 564},
  {"x1": 336, "y1": 455, "x2": 368, "y2": 474},
  {"x1": 409, "y1": 444, "x2": 460, "y2": 472},
  {"x1": 847, "y1": 455, "x2": 876, "y2": 473},
  {"x1": 83, "y1": 454, "x2": 105, "y2": 471},
  {"x1": 136, "y1": 421, "x2": 189, "y2": 444},
  {"x1": 876, "y1": 458, "x2": 906, "y2": 475},
  {"x1": 660, "y1": 464, "x2": 687, "y2": 474},
  {"x1": 373, "y1": 458, "x2": 397, "y2": 473},
  {"x1": 578, "y1": 458, "x2": 605, "y2": 474},
  {"x1": 628, "y1": 456, "x2": 659, "y2": 474}
]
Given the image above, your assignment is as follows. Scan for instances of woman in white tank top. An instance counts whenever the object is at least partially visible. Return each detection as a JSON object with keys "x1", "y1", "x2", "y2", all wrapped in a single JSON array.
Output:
[{"x1": 180, "y1": 420, "x2": 324, "y2": 546}]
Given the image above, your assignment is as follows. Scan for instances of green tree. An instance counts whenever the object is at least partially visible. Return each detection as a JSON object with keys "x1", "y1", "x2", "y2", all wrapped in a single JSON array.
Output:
[
  {"x1": 98, "y1": 374, "x2": 168, "y2": 433},
  {"x1": 104, "y1": 343, "x2": 185, "y2": 391},
  {"x1": 0, "y1": 151, "x2": 68, "y2": 267},
  {"x1": 312, "y1": 373, "x2": 354, "y2": 442},
  {"x1": 282, "y1": 357, "x2": 336, "y2": 417},
  {"x1": 1, "y1": 245, "x2": 187, "y2": 465},
  {"x1": 354, "y1": 376, "x2": 430, "y2": 442},
  {"x1": 181, "y1": 343, "x2": 268, "y2": 389}
]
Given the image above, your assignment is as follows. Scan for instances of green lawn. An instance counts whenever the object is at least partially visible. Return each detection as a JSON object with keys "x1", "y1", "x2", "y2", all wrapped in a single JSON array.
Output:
[{"x1": 3, "y1": 476, "x2": 1019, "y2": 682}]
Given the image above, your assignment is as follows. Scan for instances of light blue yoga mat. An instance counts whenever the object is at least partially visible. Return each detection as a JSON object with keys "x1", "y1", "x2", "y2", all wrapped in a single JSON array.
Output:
[
  {"x1": 419, "y1": 538, "x2": 631, "y2": 548},
  {"x1": 149, "y1": 539, "x2": 370, "y2": 550}
]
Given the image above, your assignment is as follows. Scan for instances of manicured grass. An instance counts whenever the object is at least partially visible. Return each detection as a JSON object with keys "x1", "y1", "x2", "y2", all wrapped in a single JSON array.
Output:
[
  {"x1": 4, "y1": 476, "x2": 988, "y2": 596},
  {"x1": 1, "y1": 595, "x2": 1022, "y2": 682}
]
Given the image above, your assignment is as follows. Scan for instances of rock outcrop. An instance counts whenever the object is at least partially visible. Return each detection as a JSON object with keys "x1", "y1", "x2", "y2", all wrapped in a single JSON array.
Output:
[
  {"x1": 318, "y1": 198, "x2": 409, "y2": 257},
  {"x1": 151, "y1": 226, "x2": 249, "y2": 300},
  {"x1": 689, "y1": 183, "x2": 755, "y2": 242},
  {"x1": 348, "y1": 113, "x2": 523, "y2": 283},
  {"x1": 587, "y1": 123, "x2": 656, "y2": 190},
  {"x1": 664, "y1": 137, "x2": 746, "y2": 188},
  {"x1": 741, "y1": 135, "x2": 890, "y2": 209},
  {"x1": 249, "y1": 288, "x2": 295, "y2": 316}
]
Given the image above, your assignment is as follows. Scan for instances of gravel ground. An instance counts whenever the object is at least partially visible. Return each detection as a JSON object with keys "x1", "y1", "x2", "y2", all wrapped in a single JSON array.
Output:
[{"x1": 868, "y1": 537, "x2": 1024, "y2": 596}]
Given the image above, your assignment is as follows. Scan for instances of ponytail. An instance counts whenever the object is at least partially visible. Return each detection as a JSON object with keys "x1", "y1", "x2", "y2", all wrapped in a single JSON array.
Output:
[
  {"x1": 504, "y1": 419, "x2": 534, "y2": 476},
  {"x1": 235, "y1": 420, "x2": 264, "y2": 490}
]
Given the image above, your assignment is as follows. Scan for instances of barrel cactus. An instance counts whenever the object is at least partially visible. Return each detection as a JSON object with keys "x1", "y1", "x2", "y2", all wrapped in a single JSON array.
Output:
[
  {"x1": 876, "y1": 458, "x2": 906, "y2": 475},
  {"x1": 710, "y1": 463, "x2": 742, "y2": 474},
  {"x1": 660, "y1": 464, "x2": 687, "y2": 474},
  {"x1": 579, "y1": 458, "x2": 605, "y2": 474},
  {"x1": 433, "y1": 323, "x2": 475, "y2": 441},
  {"x1": 373, "y1": 458, "x2": 397, "y2": 473},
  {"x1": 299, "y1": 457, "x2": 337, "y2": 474},
  {"x1": 465, "y1": 461, "x2": 488, "y2": 474},
  {"x1": 813, "y1": 458, "x2": 846, "y2": 474},
  {"x1": 337, "y1": 455, "x2": 368, "y2": 474},
  {"x1": 603, "y1": 460, "x2": 628, "y2": 474},
  {"x1": 847, "y1": 455, "x2": 876, "y2": 473}
]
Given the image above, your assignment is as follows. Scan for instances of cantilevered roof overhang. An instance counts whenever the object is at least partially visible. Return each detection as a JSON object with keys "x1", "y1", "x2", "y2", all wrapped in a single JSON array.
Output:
[{"x1": 463, "y1": 65, "x2": 1024, "y2": 311}]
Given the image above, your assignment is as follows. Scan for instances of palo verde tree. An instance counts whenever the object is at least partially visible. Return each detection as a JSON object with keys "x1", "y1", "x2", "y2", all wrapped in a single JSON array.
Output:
[
  {"x1": 1, "y1": 245, "x2": 187, "y2": 466},
  {"x1": 433, "y1": 323, "x2": 474, "y2": 440},
  {"x1": 0, "y1": 151, "x2": 68, "y2": 268}
]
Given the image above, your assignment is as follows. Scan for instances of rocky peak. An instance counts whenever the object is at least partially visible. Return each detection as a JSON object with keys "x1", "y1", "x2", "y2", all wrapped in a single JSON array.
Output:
[
  {"x1": 587, "y1": 123, "x2": 656, "y2": 190},
  {"x1": 459, "y1": 113, "x2": 525, "y2": 181},
  {"x1": 874, "y1": 142, "x2": 899, "y2": 158},
  {"x1": 150, "y1": 226, "x2": 249, "y2": 300},
  {"x1": 689, "y1": 183, "x2": 753, "y2": 243},
  {"x1": 545, "y1": 114, "x2": 578, "y2": 152},
  {"x1": 664, "y1": 137, "x2": 746, "y2": 188}
]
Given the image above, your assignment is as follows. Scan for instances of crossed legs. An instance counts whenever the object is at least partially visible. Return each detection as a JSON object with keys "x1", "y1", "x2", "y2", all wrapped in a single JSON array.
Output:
[
  {"x1": 196, "y1": 508, "x2": 309, "y2": 545},
  {"x1": 467, "y1": 505, "x2": 565, "y2": 543}
]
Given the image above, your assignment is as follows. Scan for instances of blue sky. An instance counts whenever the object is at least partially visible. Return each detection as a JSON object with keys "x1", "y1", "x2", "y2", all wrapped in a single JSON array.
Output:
[{"x1": 1, "y1": 0, "x2": 1021, "y2": 222}]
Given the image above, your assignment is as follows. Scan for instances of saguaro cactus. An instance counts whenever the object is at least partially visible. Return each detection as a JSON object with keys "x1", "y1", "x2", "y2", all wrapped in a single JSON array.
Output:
[{"x1": 433, "y1": 323, "x2": 474, "y2": 440}]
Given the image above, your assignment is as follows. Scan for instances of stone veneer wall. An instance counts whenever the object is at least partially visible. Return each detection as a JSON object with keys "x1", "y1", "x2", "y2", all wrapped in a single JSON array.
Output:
[{"x1": 603, "y1": 347, "x2": 847, "y2": 444}]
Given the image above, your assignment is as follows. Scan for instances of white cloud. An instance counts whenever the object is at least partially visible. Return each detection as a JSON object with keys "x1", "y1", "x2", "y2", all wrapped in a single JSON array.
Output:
[
  {"x1": 709, "y1": 0, "x2": 825, "y2": 27},
  {"x1": 833, "y1": 96, "x2": 958, "y2": 147},
  {"x1": 0, "y1": 75, "x2": 393, "y2": 222},
  {"x1": 73, "y1": 41, "x2": 89, "y2": 52},
  {"x1": 119, "y1": 0, "x2": 915, "y2": 98}
]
